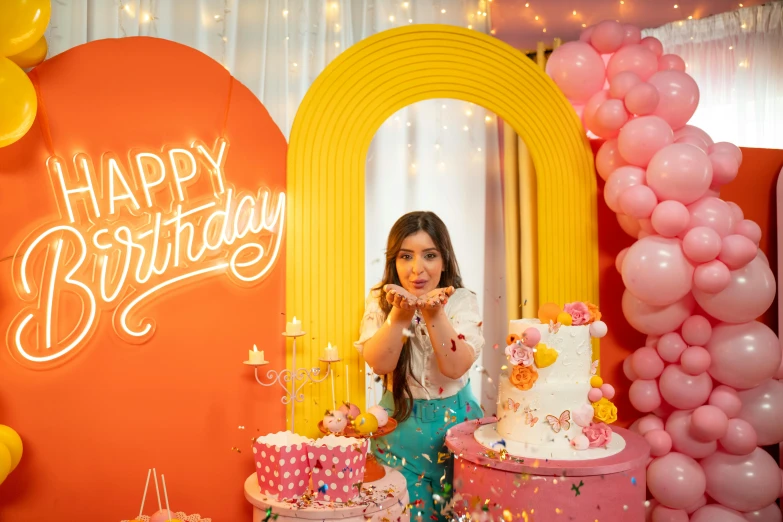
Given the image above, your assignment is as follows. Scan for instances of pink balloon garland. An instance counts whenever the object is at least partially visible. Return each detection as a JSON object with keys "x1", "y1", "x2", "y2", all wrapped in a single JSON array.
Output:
[{"x1": 547, "y1": 22, "x2": 781, "y2": 519}]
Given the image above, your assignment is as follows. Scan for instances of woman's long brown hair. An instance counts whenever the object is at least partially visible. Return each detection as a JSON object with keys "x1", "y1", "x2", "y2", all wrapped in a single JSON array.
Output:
[{"x1": 374, "y1": 211, "x2": 463, "y2": 422}]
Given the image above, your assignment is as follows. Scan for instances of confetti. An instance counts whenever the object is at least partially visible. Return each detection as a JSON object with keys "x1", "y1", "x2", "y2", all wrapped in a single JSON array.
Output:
[
  {"x1": 457, "y1": 333, "x2": 466, "y2": 340},
  {"x1": 493, "y1": 343, "x2": 499, "y2": 350},
  {"x1": 422, "y1": 454, "x2": 432, "y2": 463},
  {"x1": 437, "y1": 452, "x2": 450, "y2": 463},
  {"x1": 402, "y1": 328, "x2": 414, "y2": 338},
  {"x1": 571, "y1": 480, "x2": 584, "y2": 496},
  {"x1": 317, "y1": 484, "x2": 329, "y2": 493},
  {"x1": 631, "y1": 476, "x2": 637, "y2": 485},
  {"x1": 262, "y1": 507, "x2": 279, "y2": 521},
  {"x1": 450, "y1": 339, "x2": 457, "y2": 351},
  {"x1": 230, "y1": 447, "x2": 242, "y2": 453}
]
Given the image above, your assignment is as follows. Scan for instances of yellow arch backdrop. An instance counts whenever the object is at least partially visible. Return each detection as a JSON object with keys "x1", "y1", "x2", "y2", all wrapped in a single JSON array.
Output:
[{"x1": 286, "y1": 25, "x2": 598, "y2": 437}]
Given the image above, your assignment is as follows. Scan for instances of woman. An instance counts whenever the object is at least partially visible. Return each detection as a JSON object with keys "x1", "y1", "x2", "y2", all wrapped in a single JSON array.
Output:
[{"x1": 354, "y1": 211, "x2": 484, "y2": 521}]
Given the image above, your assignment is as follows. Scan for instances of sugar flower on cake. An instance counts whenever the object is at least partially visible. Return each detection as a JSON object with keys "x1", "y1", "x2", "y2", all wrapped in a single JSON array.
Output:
[
  {"x1": 563, "y1": 302, "x2": 590, "y2": 326},
  {"x1": 591, "y1": 397, "x2": 618, "y2": 424},
  {"x1": 586, "y1": 302, "x2": 601, "y2": 323},
  {"x1": 505, "y1": 341, "x2": 534, "y2": 367},
  {"x1": 582, "y1": 422, "x2": 612, "y2": 448},
  {"x1": 510, "y1": 365, "x2": 538, "y2": 391}
]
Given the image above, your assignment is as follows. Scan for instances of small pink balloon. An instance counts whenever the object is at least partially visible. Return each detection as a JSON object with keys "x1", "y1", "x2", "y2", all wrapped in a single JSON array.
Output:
[
  {"x1": 618, "y1": 115, "x2": 674, "y2": 167},
  {"x1": 659, "y1": 54, "x2": 686, "y2": 72},
  {"x1": 657, "y1": 332, "x2": 687, "y2": 363},
  {"x1": 646, "y1": 335, "x2": 661, "y2": 348},
  {"x1": 617, "y1": 213, "x2": 642, "y2": 238},
  {"x1": 630, "y1": 379, "x2": 662, "y2": 412},
  {"x1": 648, "y1": 70, "x2": 700, "y2": 129},
  {"x1": 709, "y1": 142, "x2": 743, "y2": 165},
  {"x1": 681, "y1": 315, "x2": 712, "y2": 346},
  {"x1": 616, "y1": 247, "x2": 629, "y2": 273},
  {"x1": 579, "y1": 25, "x2": 595, "y2": 43},
  {"x1": 607, "y1": 43, "x2": 660, "y2": 82},
  {"x1": 651, "y1": 200, "x2": 690, "y2": 237},
  {"x1": 680, "y1": 346, "x2": 711, "y2": 375},
  {"x1": 709, "y1": 385, "x2": 743, "y2": 418},
  {"x1": 596, "y1": 138, "x2": 628, "y2": 181},
  {"x1": 622, "y1": 236, "x2": 694, "y2": 306},
  {"x1": 638, "y1": 414, "x2": 666, "y2": 434},
  {"x1": 625, "y1": 82, "x2": 660, "y2": 115},
  {"x1": 726, "y1": 200, "x2": 745, "y2": 223},
  {"x1": 708, "y1": 321, "x2": 782, "y2": 389},
  {"x1": 522, "y1": 327, "x2": 541, "y2": 347},
  {"x1": 546, "y1": 41, "x2": 607, "y2": 103},
  {"x1": 686, "y1": 197, "x2": 735, "y2": 237},
  {"x1": 733, "y1": 219, "x2": 762, "y2": 245},
  {"x1": 646, "y1": 429, "x2": 674, "y2": 457},
  {"x1": 633, "y1": 347, "x2": 665, "y2": 379},
  {"x1": 646, "y1": 143, "x2": 713, "y2": 205},
  {"x1": 718, "y1": 234, "x2": 757, "y2": 269},
  {"x1": 659, "y1": 365, "x2": 713, "y2": 409},
  {"x1": 690, "y1": 405, "x2": 729, "y2": 442},
  {"x1": 674, "y1": 125, "x2": 714, "y2": 146},
  {"x1": 684, "y1": 494, "x2": 708, "y2": 514},
  {"x1": 737, "y1": 379, "x2": 783, "y2": 445},
  {"x1": 694, "y1": 259, "x2": 731, "y2": 294},
  {"x1": 593, "y1": 98, "x2": 629, "y2": 138},
  {"x1": 691, "y1": 505, "x2": 746, "y2": 522},
  {"x1": 742, "y1": 503, "x2": 783, "y2": 522},
  {"x1": 647, "y1": 452, "x2": 706, "y2": 509},
  {"x1": 622, "y1": 24, "x2": 642, "y2": 45},
  {"x1": 623, "y1": 355, "x2": 639, "y2": 380},
  {"x1": 719, "y1": 418, "x2": 758, "y2": 455},
  {"x1": 701, "y1": 448, "x2": 783, "y2": 512},
  {"x1": 150, "y1": 510, "x2": 176, "y2": 522},
  {"x1": 666, "y1": 410, "x2": 718, "y2": 459},
  {"x1": 600, "y1": 383, "x2": 616, "y2": 400},
  {"x1": 652, "y1": 505, "x2": 688, "y2": 522},
  {"x1": 694, "y1": 256, "x2": 776, "y2": 324},
  {"x1": 709, "y1": 152, "x2": 740, "y2": 186},
  {"x1": 590, "y1": 20, "x2": 625, "y2": 53},
  {"x1": 583, "y1": 89, "x2": 610, "y2": 133},
  {"x1": 610, "y1": 70, "x2": 642, "y2": 99},
  {"x1": 620, "y1": 184, "x2": 658, "y2": 218},
  {"x1": 641, "y1": 36, "x2": 664, "y2": 57},
  {"x1": 604, "y1": 165, "x2": 646, "y2": 212},
  {"x1": 588, "y1": 388, "x2": 603, "y2": 402},
  {"x1": 682, "y1": 226, "x2": 722, "y2": 262},
  {"x1": 589, "y1": 320, "x2": 608, "y2": 338},
  {"x1": 675, "y1": 134, "x2": 710, "y2": 153},
  {"x1": 622, "y1": 290, "x2": 694, "y2": 336}
]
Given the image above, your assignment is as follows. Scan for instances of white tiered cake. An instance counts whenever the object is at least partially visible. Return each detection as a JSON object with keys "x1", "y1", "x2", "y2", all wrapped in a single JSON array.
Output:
[{"x1": 474, "y1": 302, "x2": 626, "y2": 460}]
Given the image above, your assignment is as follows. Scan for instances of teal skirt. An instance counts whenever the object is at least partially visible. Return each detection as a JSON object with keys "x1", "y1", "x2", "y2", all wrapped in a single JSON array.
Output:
[{"x1": 372, "y1": 383, "x2": 482, "y2": 521}]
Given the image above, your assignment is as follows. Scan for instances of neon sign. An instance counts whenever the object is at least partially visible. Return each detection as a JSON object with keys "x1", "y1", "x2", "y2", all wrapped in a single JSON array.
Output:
[{"x1": 8, "y1": 138, "x2": 285, "y2": 366}]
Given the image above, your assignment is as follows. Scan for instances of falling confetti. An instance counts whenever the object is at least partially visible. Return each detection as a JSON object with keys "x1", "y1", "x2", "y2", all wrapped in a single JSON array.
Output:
[
  {"x1": 230, "y1": 447, "x2": 242, "y2": 453},
  {"x1": 422, "y1": 453, "x2": 432, "y2": 463},
  {"x1": 457, "y1": 333, "x2": 466, "y2": 340},
  {"x1": 403, "y1": 328, "x2": 414, "y2": 338},
  {"x1": 631, "y1": 476, "x2": 637, "y2": 486},
  {"x1": 262, "y1": 507, "x2": 279, "y2": 521},
  {"x1": 318, "y1": 484, "x2": 329, "y2": 493},
  {"x1": 571, "y1": 480, "x2": 584, "y2": 496},
  {"x1": 450, "y1": 339, "x2": 457, "y2": 351}
]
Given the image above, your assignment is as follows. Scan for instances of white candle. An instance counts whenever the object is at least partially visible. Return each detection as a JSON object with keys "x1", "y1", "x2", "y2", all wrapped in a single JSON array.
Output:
[
  {"x1": 286, "y1": 317, "x2": 302, "y2": 335},
  {"x1": 323, "y1": 343, "x2": 339, "y2": 361},
  {"x1": 249, "y1": 344, "x2": 266, "y2": 364}
]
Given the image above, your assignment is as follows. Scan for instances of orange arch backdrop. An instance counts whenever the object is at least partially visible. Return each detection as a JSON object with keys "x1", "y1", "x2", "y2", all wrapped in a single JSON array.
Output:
[{"x1": 0, "y1": 38, "x2": 286, "y2": 520}]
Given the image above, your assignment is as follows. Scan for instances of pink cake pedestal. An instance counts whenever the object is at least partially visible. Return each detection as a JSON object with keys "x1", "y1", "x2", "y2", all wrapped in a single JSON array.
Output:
[
  {"x1": 445, "y1": 418, "x2": 650, "y2": 521},
  {"x1": 244, "y1": 465, "x2": 409, "y2": 522}
]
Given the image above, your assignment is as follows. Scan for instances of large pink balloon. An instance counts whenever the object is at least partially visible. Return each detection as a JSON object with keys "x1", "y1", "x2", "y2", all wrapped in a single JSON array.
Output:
[
  {"x1": 693, "y1": 259, "x2": 731, "y2": 293},
  {"x1": 596, "y1": 138, "x2": 628, "y2": 180},
  {"x1": 625, "y1": 82, "x2": 660, "y2": 115},
  {"x1": 709, "y1": 385, "x2": 742, "y2": 418},
  {"x1": 675, "y1": 125, "x2": 714, "y2": 147},
  {"x1": 743, "y1": 503, "x2": 783, "y2": 522},
  {"x1": 681, "y1": 315, "x2": 712, "y2": 346},
  {"x1": 659, "y1": 54, "x2": 686, "y2": 72},
  {"x1": 605, "y1": 165, "x2": 646, "y2": 212},
  {"x1": 659, "y1": 365, "x2": 712, "y2": 409},
  {"x1": 718, "y1": 235, "x2": 757, "y2": 269},
  {"x1": 651, "y1": 506, "x2": 688, "y2": 522},
  {"x1": 691, "y1": 505, "x2": 746, "y2": 522},
  {"x1": 651, "y1": 200, "x2": 690, "y2": 237},
  {"x1": 622, "y1": 236, "x2": 694, "y2": 305},
  {"x1": 618, "y1": 115, "x2": 674, "y2": 167},
  {"x1": 633, "y1": 347, "x2": 665, "y2": 379},
  {"x1": 607, "y1": 43, "x2": 659, "y2": 81},
  {"x1": 648, "y1": 71, "x2": 700, "y2": 129},
  {"x1": 701, "y1": 449, "x2": 782, "y2": 512},
  {"x1": 666, "y1": 410, "x2": 718, "y2": 459},
  {"x1": 690, "y1": 405, "x2": 729, "y2": 441},
  {"x1": 620, "y1": 184, "x2": 658, "y2": 218},
  {"x1": 622, "y1": 290, "x2": 694, "y2": 335},
  {"x1": 591, "y1": 20, "x2": 625, "y2": 53},
  {"x1": 630, "y1": 379, "x2": 663, "y2": 412},
  {"x1": 737, "y1": 379, "x2": 783, "y2": 445},
  {"x1": 646, "y1": 143, "x2": 713, "y2": 204},
  {"x1": 719, "y1": 418, "x2": 758, "y2": 455},
  {"x1": 682, "y1": 226, "x2": 722, "y2": 262},
  {"x1": 647, "y1": 452, "x2": 706, "y2": 509},
  {"x1": 706, "y1": 322, "x2": 781, "y2": 389},
  {"x1": 694, "y1": 256, "x2": 776, "y2": 323},
  {"x1": 646, "y1": 429, "x2": 674, "y2": 457},
  {"x1": 685, "y1": 197, "x2": 734, "y2": 237},
  {"x1": 546, "y1": 41, "x2": 607, "y2": 103}
]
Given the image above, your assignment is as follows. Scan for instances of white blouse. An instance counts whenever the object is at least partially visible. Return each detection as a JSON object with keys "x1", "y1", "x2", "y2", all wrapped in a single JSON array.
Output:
[{"x1": 354, "y1": 287, "x2": 484, "y2": 400}]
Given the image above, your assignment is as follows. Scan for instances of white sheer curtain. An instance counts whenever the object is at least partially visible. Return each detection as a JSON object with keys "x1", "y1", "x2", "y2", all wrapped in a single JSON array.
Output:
[
  {"x1": 643, "y1": 2, "x2": 783, "y2": 148},
  {"x1": 45, "y1": 0, "x2": 504, "y2": 412}
]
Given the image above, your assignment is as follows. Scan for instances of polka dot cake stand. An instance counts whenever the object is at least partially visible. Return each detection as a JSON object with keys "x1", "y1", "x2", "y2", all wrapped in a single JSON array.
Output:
[{"x1": 317, "y1": 418, "x2": 398, "y2": 482}]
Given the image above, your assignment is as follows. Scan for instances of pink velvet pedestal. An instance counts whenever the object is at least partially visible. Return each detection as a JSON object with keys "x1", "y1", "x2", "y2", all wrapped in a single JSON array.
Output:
[{"x1": 445, "y1": 418, "x2": 650, "y2": 521}]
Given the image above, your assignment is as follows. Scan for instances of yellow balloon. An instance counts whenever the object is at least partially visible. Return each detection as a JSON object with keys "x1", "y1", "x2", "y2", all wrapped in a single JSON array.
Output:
[
  {"x1": 0, "y1": 57, "x2": 38, "y2": 148},
  {"x1": 0, "y1": 425, "x2": 23, "y2": 472},
  {"x1": 8, "y1": 35, "x2": 47, "y2": 69},
  {"x1": 0, "y1": 0, "x2": 52, "y2": 57},
  {"x1": 0, "y1": 443, "x2": 11, "y2": 486}
]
